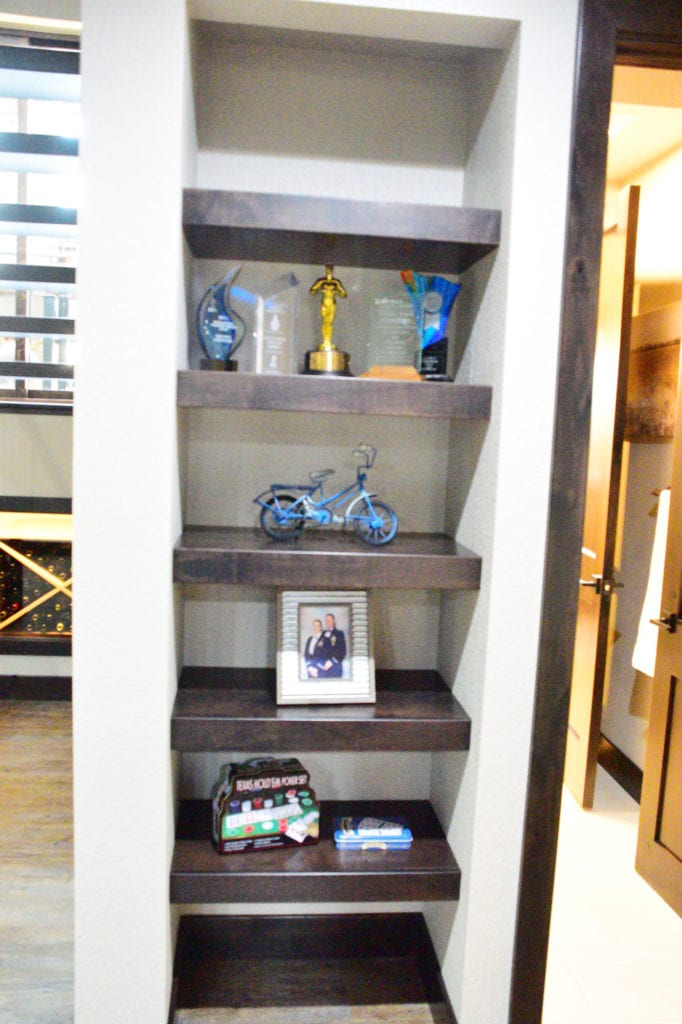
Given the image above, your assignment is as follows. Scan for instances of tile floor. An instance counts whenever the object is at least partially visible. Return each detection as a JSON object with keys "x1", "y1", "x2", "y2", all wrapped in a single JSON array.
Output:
[{"x1": 542, "y1": 766, "x2": 682, "y2": 1024}]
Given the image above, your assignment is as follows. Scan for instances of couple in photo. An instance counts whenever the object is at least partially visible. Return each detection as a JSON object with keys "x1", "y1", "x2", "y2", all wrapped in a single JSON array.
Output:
[{"x1": 303, "y1": 612, "x2": 346, "y2": 678}]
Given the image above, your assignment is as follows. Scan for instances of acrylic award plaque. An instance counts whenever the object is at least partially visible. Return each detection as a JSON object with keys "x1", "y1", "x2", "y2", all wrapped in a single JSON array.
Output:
[
  {"x1": 367, "y1": 294, "x2": 418, "y2": 370},
  {"x1": 401, "y1": 270, "x2": 461, "y2": 380},
  {"x1": 196, "y1": 265, "x2": 246, "y2": 371},
  {"x1": 254, "y1": 272, "x2": 299, "y2": 374},
  {"x1": 303, "y1": 264, "x2": 352, "y2": 377}
]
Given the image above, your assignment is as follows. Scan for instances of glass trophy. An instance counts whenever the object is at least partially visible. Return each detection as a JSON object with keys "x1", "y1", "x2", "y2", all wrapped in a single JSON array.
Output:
[
  {"x1": 367, "y1": 294, "x2": 418, "y2": 371},
  {"x1": 401, "y1": 270, "x2": 461, "y2": 380},
  {"x1": 254, "y1": 271, "x2": 299, "y2": 374},
  {"x1": 196, "y1": 265, "x2": 246, "y2": 371}
]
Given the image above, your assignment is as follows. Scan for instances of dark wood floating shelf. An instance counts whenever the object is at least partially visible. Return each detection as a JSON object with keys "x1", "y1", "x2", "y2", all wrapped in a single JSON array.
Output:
[
  {"x1": 178, "y1": 368, "x2": 492, "y2": 419},
  {"x1": 174, "y1": 526, "x2": 481, "y2": 590},
  {"x1": 173, "y1": 667, "x2": 471, "y2": 752},
  {"x1": 171, "y1": 912, "x2": 455, "y2": 1020},
  {"x1": 171, "y1": 799, "x2": 460, "y2": 904},
  {"x1": 183, "y1": 188, "x2": 501, "y2": 273}
]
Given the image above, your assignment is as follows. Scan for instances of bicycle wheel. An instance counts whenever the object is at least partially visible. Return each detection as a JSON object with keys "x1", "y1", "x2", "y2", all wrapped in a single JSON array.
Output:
[
  {"x1": 259, "y1": 494, "x2": 304, "y2": 541},
  {"x1": 352, "y1": 499, "x2": 398, "y2": 546}
]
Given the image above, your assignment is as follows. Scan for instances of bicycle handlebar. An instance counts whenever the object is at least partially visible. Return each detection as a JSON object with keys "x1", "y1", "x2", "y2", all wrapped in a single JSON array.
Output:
[{"x1": 353, "y1": 443, "x2": 376, "y2": 468}]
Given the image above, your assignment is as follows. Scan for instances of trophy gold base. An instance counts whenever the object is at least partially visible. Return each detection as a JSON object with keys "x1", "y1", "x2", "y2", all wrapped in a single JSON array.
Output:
[
  {"x1": 201, "y1": 358, "x2": 238, "y2": 372},
  {"x1": 303, "y1": 347, "x2": 352, "y2": 377}
]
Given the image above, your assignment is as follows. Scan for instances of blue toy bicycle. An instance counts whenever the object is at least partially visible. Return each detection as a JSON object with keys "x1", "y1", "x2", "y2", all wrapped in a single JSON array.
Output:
[{"x1": 254, "y1": 443, "x2": 398, "y2": 546}]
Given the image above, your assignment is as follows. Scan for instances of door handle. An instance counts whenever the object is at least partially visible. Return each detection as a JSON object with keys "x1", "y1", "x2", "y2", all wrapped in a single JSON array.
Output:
[
  {"x1": 579, "y1": 574, "x2": 624, "y2": 595},
  {"x1": 650, "y1": 612, "x2": 680, "y2": 634},
  {"x1": 580, "y1": 574, "x2": 603, "y2": 593}
]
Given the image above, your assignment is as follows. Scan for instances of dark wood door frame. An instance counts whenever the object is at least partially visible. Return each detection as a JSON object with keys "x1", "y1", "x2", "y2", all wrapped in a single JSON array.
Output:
[{"x1": 510, "y1": 2, "x2": 682, "y2": 1022}]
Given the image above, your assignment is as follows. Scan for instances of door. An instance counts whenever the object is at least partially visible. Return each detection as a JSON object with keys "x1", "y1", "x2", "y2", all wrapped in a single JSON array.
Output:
[
  {"x1": 636, "y1": 341, "x2": 682, "y2": 916},
  {"x1": 564, "y1": 186, "x2": 640, "y2": 808}
]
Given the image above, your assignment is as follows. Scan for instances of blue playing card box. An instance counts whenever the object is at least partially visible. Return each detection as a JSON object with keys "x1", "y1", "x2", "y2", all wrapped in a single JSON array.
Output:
[{"x1": 333, "y1": 815, "x2": 413, "y2": 850}]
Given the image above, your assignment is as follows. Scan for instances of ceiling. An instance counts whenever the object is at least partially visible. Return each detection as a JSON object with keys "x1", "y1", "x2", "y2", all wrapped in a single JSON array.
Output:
[{"x1": 607, "y1": 65, "x2": 682, "y2": 184}]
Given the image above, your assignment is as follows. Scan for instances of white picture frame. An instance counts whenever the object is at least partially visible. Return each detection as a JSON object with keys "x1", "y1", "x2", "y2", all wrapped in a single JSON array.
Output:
[{"x1": 277, "y1": 590, "x2": 375, "y2": 705}]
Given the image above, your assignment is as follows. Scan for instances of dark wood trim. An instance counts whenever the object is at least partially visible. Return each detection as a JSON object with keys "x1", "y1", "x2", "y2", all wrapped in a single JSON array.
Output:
[
  {"x1": 0, "y1": 42, "x2": 79, "y2": 75},
  {"x1": 178, "y1": 369, "x2": 492, "y2": 419},
  {"x1": 173, "y1": 913, "x2": 457, "y2": 1020},
  {"x1": 0, "y1": 317, "x2": 75, "y2": 336},
  {"x1": 0, "y1": 263, "x2": 76, "y2": 287},
  {"x1": 0, "y1": 398, "x2": 73, "y2": 415},
  {"x1": 598, "y1": 733, "x2": 642, "y2": 803},
  {"x1": 183, "y1": 188, "x2": 500, "y2": 273},
  {"x1": 174, "y1": 526, "x2": 481, "y2": 590},
  {"x1": 173, "y1": 667, "x2": 471, "y2": 751},
  {"x1": 0, "y1": 360, "x2": 74, "y2": 379},
  {"x1": 0, "y1": 636, "x2": 71, "y2": 655},
  {"x1": 0, "y1": 496, "x2": 71, "y2": 513},
  {"x1": 511, "y1": 3, "x2": 682, "y2": 1022},
  {"x1": 172, "y1": 799, "x2": 460, "y2": 904},
  {"x1": 0, "y1": 675, "x2": 71, "y2": 700}
]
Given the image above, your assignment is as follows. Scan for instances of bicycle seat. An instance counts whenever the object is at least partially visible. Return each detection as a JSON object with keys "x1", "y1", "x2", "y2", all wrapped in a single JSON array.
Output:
[{"x1": 309, "y1": 468, "x2": 335, "y2": 484}]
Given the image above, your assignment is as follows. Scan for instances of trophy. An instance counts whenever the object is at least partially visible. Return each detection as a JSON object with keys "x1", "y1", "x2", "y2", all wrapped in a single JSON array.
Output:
[
  {"x1": 196, "y1": 265, "x2": 246, "y2": 371},
  {"x1": 401, "y1": 270, "x2": 461, "y2": 380},
  {"x1": 254, "y1": 271, "x2": 299, "y2": 374},
  {"x1": 303, "y1": 264, "x2": 352, "y2": 376}
]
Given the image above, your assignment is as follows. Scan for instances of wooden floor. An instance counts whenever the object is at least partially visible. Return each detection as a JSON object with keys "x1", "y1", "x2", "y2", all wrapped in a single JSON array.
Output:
[
  {"x1": 0, "y1": 700, "x2": 73, "y2": 1024},
  {"x1": 174, "y1": 1006, "x2": 450, "y2": 1023}
]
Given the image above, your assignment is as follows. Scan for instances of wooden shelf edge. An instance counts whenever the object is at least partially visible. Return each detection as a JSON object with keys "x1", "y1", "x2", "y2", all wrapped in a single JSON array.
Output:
[
  {"x1": 182, "y1": 188, "x2": 500, "y2": 273},
  {"x1": 172, "y1": 912, "x2": 457, "y2": 1020},
  {"x1": 183, "y1": 188, "x2": 501, "y2": 246},
  {"x1": 172, "y1": 667, "x2": 471, "y2": 752},
  {"x1": 173, "y1": 527, "x2": 481, "y2": 590},
  {"x1": 171, "y1": 799, "x2": 460, "y2": 904},
  {"x1": 178, "y1": 369, "x2": 492, "y2": 419}
]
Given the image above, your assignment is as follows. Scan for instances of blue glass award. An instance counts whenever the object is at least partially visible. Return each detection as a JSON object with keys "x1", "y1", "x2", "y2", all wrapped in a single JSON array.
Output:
[
  {"x1": 401, "y1": 270, "x2": 461, "y2": 380},
  {"x1": 196, "y1": 265, "x2": 246, "y2": 371}
]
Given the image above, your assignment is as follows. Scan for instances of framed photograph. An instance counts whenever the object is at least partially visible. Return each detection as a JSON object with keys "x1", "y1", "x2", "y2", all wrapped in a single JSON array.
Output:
[{"x1": 277, "y1": 590, "x2": 375, "y2": 705}]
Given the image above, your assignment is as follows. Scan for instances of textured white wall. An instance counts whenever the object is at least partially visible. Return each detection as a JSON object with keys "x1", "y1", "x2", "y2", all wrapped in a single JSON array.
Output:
[{"x1": 72, "y1": 1, "x2": 194, "y2": 1022}]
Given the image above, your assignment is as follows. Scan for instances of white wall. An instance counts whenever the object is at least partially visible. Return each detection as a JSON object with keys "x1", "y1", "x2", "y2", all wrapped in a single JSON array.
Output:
[
  {"x1": 72, "y1": 1, "x2": 194, "y2": 1021},
  {"x1": 427, "y1": 4, "x2": 579, "y2": 1018},
  {"x1": 71, "y1": 2, "x2": 579, "y2": 1022}
]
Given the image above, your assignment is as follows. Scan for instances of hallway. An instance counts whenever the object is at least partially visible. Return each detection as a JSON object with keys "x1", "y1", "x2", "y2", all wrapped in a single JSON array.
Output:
[{"x1": 543, "y1": 766, "x2": 682, "y2": 1023}]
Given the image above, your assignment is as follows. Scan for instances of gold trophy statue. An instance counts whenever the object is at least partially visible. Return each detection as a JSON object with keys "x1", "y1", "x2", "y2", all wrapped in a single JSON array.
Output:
[{"x1": 304, "y1": 264, "x2": 352, "y2": 376}]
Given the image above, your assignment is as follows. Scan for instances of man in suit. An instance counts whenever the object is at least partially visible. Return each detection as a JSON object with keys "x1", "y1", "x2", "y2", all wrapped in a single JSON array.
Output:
[{"x1": 318, "y1": 612, "x2": 347, "y2": 677}]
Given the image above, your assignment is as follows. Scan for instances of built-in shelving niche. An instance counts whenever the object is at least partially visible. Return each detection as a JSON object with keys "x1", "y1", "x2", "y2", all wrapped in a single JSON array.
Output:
[{"x1": 173, "y1": 12, "x2": 507, "y2": 1021}]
